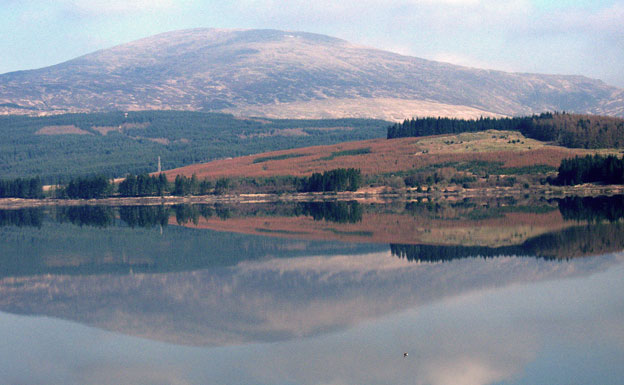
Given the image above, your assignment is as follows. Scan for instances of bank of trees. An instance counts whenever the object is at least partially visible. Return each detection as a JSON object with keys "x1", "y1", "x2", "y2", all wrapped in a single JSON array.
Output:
[
  {"x1": 387, "y1": 112, "x2": 624, "y2": 149},
  {"x1": 555, "y1": 154, "x2": 624, "y2": 185},
  {"x1": 173, "y1": 175, "x2": 216, "y2": 196},
  {"x1": 300, "y1": 168, "x2": 361, "y2": 192},
  {"x1": 387, "y1": 116, "x2": 528, "y2": 139},
  {"x1": 64, "y1": 175, "x2": 113, "y2": 199},
  {"x1": 2, "y1": 167, "x2": 363, "y2": 200},
  {"x1": 118, "y1": 173, "x2": 169, "y2": 197},
  {"x1": 0, "y1": 177, "x2": 43, "y2": 198}
]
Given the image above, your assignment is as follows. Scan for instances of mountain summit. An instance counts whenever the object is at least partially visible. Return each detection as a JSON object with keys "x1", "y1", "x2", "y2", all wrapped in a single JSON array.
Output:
[{"x1": 1, "y1": 28, "x2": 623, "y2": 119}]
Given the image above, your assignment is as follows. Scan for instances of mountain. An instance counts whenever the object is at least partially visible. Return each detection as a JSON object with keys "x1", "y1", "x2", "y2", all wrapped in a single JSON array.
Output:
[{"x1": 1, "y1": 28, "x2": 623, "y2": 120}]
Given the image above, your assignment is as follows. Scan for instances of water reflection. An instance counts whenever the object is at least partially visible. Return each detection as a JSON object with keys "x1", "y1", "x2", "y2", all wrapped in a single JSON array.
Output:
[
  {"x1": 559, "y1": 195, "x2": 624, "y2": 222},
  {"x1": 2, "y1": 197, "x2": 624, "y2": 276},
  {"x1": 1, "y1": 195, "x2": 623, "y2": 230},
  {"x1": 0, "y1": 197, "x2": 623, "y2": 384},
  {"x1": 391, "y1": 221, "x2": 624, "y2": 261},
  {"x1": 0, "y1": 207, "x2": 43, "y2": 227}
]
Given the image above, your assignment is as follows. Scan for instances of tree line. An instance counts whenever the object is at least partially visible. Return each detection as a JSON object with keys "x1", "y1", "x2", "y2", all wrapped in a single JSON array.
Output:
[
  {"x1": 118, "y1": 174, "x2": 168, "y2": 197},
  {"x1": 387, "y1": 115, "x2": 528, "y2": 139},
  {"x1": 0, "y1": 177, "x2": 43, "y2": 198},
  {"x1": 387, "y1": 112, "x2": 624, "y2": 149},
  {"x1": 1, "y1": 167, "x2": 363, "y2": 200},
  {"x1": 300, "y1": 168, "x2": 362, "y2": 192},
  {"x1": 555, "y1": 154, "x2": 624, "y2": 185}
]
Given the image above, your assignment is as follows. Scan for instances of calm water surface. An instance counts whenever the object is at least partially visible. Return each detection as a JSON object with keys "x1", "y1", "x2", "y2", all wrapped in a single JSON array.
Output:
[{"x1": 0, "y1": 199, "x2": 623, "y2": 385}]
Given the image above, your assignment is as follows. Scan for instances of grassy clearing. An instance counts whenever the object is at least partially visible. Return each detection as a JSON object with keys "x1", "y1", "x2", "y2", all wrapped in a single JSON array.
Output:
[{"x1": 412, "y1": 130, "x2": 547, "y2": 154}]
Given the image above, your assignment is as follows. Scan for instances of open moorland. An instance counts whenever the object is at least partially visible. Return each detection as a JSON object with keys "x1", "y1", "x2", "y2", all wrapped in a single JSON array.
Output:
[{"x1": 164, "y1": 129, "x2": 623, "y2": 183}]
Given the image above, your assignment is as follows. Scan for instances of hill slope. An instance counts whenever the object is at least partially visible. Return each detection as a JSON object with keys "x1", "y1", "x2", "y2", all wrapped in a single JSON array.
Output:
[
  {"x1": 1, "y1": 28, "x2": 623, "y2": 119},
  {"x1": 163, "y1": 130, "x2": 604, "y2": 180},
  {"x1": 0, "y1": 111, "x2": 386, "y2": 183}
]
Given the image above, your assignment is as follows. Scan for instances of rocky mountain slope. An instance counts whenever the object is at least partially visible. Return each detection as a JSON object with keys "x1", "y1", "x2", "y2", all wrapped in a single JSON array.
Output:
[{"x1": 1, "y1": 28, "x2": 623, "y2": 120}]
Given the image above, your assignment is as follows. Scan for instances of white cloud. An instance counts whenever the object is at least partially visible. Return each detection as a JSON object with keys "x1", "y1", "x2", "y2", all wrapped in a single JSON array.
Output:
[
  {"x1": 428, "y1": 52, "x2": 516, "y2": 72},
  {"x1": 423, "y1": 357, "x2": 516, "y2": 385},
  {"x1": 63, "y1": 0, "x2": 181, "y2": 14}
]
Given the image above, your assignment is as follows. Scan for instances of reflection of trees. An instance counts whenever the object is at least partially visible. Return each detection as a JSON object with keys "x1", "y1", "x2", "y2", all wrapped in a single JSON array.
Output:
[
  {"x1": 391, "y1": 244, "x2": 516, "y2": 262},
  {"x1": 0, "y1": 208, "x2": 43, "y2": 227},
  {"x1": 523, "y1": 222, "x2": 624, "y2": 258},
  {"x1": 392, "y1": 221, "x2": 624, "y2": 262},
  {"x1": 119, "y1": 206, "x2": 170, "y2": 228},
  {"x1": 173, "y1": 204, "x2": 222, "y2": 224},
  {"x1": 558, "y1": 195, "x2": 624, "y2": 223},
  {"x1": 296, "y1": 201, "x2": 362, "y2": 223},
  {"x1": 56, "y1": 206, "x2": 115, "y2": 228},
  {"x1": 404, "y1": 197, "x2": 554, "y2": 220}
]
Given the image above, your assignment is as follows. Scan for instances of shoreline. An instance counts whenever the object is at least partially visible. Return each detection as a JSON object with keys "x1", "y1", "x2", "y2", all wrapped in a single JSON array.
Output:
[{"x1": 1, "y1": 184, "x2": 623, "y2": 209}]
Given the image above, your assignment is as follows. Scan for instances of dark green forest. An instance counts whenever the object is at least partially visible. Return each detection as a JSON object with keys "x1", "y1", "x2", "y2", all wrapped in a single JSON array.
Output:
[
  {"x1": 0, "y1": 177, "x2": 43, "y2": 198},
  {"x1": 0, "y1": 111, "x2": 387, "y2": 183},
  {"x1": 555, "y1": 154, "x2": 624, "y2": 185},
  {"x1": 300, "y1": 168, "x2": 362, "y2": 192},
  {"x1": 387, "y1": 112, "x2": 624, "y2": 149}
]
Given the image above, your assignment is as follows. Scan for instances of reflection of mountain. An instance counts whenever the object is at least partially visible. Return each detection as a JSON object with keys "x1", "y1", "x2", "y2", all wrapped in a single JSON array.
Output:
[
  {"x1": 1, "y1": 199, "x2": 623, "y2": 347},
  {"x1": 0, "y1": 252, "x2": 621, "y2": 346}
]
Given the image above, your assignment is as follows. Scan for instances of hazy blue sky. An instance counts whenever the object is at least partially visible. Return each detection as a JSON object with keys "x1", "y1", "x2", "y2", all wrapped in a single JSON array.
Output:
[{"x1": 2, "y1": 0, "x2": 623, "y2": 87}]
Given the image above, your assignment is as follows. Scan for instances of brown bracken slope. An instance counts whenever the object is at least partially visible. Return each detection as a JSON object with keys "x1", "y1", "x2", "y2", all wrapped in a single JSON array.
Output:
[{"x1": 163, "y1": 130, "x2": 606, "y2": 179}]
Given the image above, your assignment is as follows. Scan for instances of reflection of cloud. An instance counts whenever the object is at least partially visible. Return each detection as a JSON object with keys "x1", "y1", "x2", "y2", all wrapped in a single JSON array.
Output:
[
  {"x1": 424, "y1": 358, "x2": 514, "y2": 385},
  {"x1": 243, "y1": 305, "x2": 539, "y2": 385},
  {"x1": 74, "y1": 363, "x2": 192, "y2": 385}
]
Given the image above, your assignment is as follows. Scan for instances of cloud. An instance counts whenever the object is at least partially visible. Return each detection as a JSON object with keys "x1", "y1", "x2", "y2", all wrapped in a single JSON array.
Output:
[
  {"x1": 428, "y1": 52, "x2": 516, "y2": 71},
  {"x1": 61, "y1": 0, "x2": 181, "y2": 15}
]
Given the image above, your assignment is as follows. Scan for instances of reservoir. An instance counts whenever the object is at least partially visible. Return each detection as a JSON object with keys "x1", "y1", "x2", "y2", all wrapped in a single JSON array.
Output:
[{"x1": 1, "y1": 198, "x2": 623, "y2": 384}]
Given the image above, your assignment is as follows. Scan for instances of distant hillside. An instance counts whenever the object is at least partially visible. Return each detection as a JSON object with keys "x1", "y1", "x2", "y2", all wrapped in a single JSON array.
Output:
[
  {"x1": 1, "y1": 28, "x2": 623, "y2": 119},
  {"x1": 0, "y1": 111, "x2": 386, "y2": 183}
]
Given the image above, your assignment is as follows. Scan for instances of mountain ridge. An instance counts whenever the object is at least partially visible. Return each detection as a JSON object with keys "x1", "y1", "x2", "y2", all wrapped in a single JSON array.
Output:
[{"x1": 1, "y1": 28, "x2": 623, "y2": 119}]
